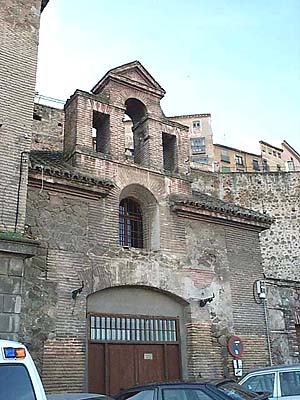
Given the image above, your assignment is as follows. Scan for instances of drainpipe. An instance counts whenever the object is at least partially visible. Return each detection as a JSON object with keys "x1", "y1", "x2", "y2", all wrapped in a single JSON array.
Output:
[
  {"x1": 14, "y1": 151, "x2": 29, "y2": 232},
  {"x1": 262, "y1": 293, "x2": 273, "y2": 366}
]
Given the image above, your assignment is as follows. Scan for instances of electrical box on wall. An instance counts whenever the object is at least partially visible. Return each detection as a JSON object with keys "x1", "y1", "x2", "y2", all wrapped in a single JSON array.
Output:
[{"x1": 256, "y1": 280, "x2": 266, "y2": 299}]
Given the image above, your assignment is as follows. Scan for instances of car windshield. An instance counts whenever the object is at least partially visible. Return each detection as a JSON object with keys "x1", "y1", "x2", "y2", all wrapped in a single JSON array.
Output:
[
  {"x1": 216, "y1": 381, "x2": 265, "y2": 400},
  {"x1": 0, "y1": 364, "x2": 36, "y2": 400},
  {"x1": 162, "y1": 388, "x2": 219, "y2": 400},
  {"x1": 116, "y1": 389, "x2": 155, "y2": 399}
]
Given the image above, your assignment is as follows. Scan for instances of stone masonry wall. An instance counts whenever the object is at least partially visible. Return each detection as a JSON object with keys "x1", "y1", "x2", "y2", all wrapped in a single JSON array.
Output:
[
  {"x1": 0, "y1": 254, "x2": 24, "y2": 341},
  {"x1": 32, "y1": 103, "x2": 64, "y2": 151},
  {"x1": 192, "y1": 170, "x2": 300, "y2": 363}
]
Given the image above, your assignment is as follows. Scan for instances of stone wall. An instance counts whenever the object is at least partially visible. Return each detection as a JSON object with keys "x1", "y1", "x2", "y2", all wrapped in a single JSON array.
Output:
[
  {"x1": 0, "y1": 254, "x2": 23, "y2": 341},
  {"x1": 32, "y1": 103, "x2": 64, "y2": 151},
  {"x1": 192, "y1": 170, "x2": 300, "y2": 363},
  {"x1": 0, "y1": 236, "x2": 39, "y2": 341}
]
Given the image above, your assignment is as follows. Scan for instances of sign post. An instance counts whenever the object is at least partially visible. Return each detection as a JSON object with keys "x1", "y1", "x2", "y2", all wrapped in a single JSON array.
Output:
[{"x1": 227, "y1": 335, "x2": 244, "y2": 377}]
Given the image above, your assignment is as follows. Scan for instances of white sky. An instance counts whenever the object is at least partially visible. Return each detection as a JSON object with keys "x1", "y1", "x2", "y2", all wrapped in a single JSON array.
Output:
[{"x1": 36, "y1": 0, "x2": 300, "y2": 154}]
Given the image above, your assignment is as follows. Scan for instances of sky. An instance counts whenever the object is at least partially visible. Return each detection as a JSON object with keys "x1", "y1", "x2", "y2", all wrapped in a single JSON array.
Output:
[{"x1": 36, "y1": 0, "x2": 300, "y2": 154}]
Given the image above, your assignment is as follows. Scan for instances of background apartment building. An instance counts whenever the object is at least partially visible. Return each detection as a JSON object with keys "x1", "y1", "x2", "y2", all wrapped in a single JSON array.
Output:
[
  {"x1": 167, "y1": 114, "x2": 299, "y2": 173},
  {"x1": 213, "y1": 144, "x2": 262, "y2": 173},
  {"x1": 168, "y1": 114, "x2": 214, "y2": 171}
]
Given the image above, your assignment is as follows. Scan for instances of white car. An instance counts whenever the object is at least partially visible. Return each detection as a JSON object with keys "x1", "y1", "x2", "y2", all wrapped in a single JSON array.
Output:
[
  {"x1": 239, "y1": 364, "x2": 300, "y2": 400},
  {"x1": 0, "y1": 339, "x2": 48, "y2": 400}
]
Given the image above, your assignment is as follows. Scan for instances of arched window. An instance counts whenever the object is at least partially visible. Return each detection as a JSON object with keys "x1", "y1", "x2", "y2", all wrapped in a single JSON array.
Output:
[{"x1": 119, "y1": 198, "x2": 143, "y2": 248}]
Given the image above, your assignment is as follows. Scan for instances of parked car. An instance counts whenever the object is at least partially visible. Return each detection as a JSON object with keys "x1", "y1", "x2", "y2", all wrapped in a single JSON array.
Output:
[
  {"x1": 113, "y1": 380, "x2": 270, "y2": 400},
  {"x1": 0, "y1": 339, "x2": 47, "y2": 400},
  {"x1": 47, "y1": 394, "x2": 112, "y2": 400},
  {"x1": 239, "y1": 364, "x2": 300, "y2": 399}
]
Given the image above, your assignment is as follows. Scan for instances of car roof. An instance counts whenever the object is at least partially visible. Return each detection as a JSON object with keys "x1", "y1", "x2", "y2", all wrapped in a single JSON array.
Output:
[
  {"x1": 0, "y1": 339, "x2": 25, "y2": 348},
  {"x1": 246, "y1": 363, "x2": 300, "y2": 374},
  {"x1": 117, "y1": 379, "x2": 234, "y2": 391}
]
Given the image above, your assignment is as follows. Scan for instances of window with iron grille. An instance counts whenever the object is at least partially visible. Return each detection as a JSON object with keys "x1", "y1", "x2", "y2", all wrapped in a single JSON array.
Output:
[
  {"x1": 235, "y1": 154, "x2": 243, "y2": 165},
  {"x1": 190, "y1": 137, "x2": 205, "y2": 154},
  {"x1": 119, "y1": 198, "x2": 143, "y2": 248},
  {"x1": 90, "y1": 315, "x2": 178, "y2": 342}
]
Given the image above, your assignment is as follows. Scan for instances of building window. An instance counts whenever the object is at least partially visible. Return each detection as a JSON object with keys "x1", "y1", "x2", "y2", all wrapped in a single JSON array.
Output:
[
  {"x1": 262, "y1": 159, "x2": 269, "y2": 171},
  {"x1": 278, "y1": 152, "x2": 281, "y2": 158},
  {"x1": 90, "y1": 315, "x2": 178, "y2": 342},
  {"x1": 93, "y1": 110, "x2": 110, "y2": 154},
  {"x1": 190, "y1": 137, "x2": 205, "y2": 154},
  {"x1": 221, "y1": 150, "x2": 230, "y2": 163},
  {"x1": 191, "y1": 156, "x2": 208, "y2": 164},
  {"x1": 221, "y1": 166, "x2": 230, "y2": 172},
  {"x1": 235, "y1": 154, "x2": 244, "y2": 165},
  {"x1": 162, "y1": 132, "x2": 177, "y2": 172},
  {"x1": 252, "y1": 159, "x2": 260, "y2": 171},
  {"x1": 193, "y1": 120, "x2": 201, "y2": 129},
  {"x1": 287, "y1": 159, "x2": 295, "y2": 171},
  {"x1": 119, "y1": 198, "x2": 143, "y2": 248}
]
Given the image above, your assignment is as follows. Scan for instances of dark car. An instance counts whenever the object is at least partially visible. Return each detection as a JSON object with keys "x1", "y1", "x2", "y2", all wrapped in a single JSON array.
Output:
[
  {"x1": 113, "y1": 380, "x2": 270, "y2": 400},
  {"x1": 47, "y1": 394, "x2": 113, "y2": 400}
]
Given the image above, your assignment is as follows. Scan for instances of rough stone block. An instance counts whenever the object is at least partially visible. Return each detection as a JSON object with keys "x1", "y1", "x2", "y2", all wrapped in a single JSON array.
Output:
[
  {"x1": 0, "y1": 277, "x2": 22, "y2": 294},
  {"x1": 269, "y1": 309, "x2": 286, "y2": 331},
  {"x1": 0, "y1": 332, "x2": 18, "y2": 341},
  {"x1": 4, "y1": 295, "x2": 21, "y2": 313},
  {"x1": 9, "y1": 257, "x2": 24, "y2": 277},
  {"x1": 0, "y1": 314, "x2": 20, "y2": 333},
  {"x1": 0, "y1": 257, "x2": 9, "y2": 275}
]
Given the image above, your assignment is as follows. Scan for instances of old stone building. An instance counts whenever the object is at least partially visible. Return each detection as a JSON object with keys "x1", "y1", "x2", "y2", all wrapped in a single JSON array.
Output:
[
  {"x1": 24, "y1": 61, "x2": 273, "y2": 394},
  {"x1": 1, "y1": 0, "x2": 298, "y2": 397}
]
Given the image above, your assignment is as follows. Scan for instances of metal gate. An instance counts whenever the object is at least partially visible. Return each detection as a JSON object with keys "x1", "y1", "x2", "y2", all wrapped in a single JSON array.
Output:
[{"x1": 88, "y1": 314, "x2": 181, "y2": 395}]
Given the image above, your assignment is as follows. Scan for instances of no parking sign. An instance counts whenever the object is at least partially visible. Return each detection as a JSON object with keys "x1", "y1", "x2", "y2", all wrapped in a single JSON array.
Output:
[{"x1": 227, "y1": 335, "x2": 244, "y2": 358}]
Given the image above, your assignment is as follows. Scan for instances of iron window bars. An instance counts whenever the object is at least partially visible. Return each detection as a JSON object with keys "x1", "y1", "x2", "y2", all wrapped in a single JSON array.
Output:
[{"x1": 90, "y1": 315, "x2": 178, "y2": 343}]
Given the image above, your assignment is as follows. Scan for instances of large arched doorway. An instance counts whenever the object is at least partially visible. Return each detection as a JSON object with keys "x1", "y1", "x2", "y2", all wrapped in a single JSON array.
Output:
[{"x1": 87, "y1": 286, "x2": 188, "y2": 396}]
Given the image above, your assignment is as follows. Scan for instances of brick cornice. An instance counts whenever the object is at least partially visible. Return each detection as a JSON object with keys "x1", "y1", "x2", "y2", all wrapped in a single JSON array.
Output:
[
  {"x1": 171, "y1": 204, "x2": 271, "y2": 231},
  {"x1": 28, "y1": 174, "x2": 111, "y2": 199}
]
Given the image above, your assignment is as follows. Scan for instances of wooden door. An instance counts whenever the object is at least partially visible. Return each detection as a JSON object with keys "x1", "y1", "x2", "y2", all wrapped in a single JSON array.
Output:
[
  {"x1": 88, "y1": 314, "x2": 181, "y2": 396},
  {"x1": 88, "y1": 342, "x2": 180, "y2": 396}
]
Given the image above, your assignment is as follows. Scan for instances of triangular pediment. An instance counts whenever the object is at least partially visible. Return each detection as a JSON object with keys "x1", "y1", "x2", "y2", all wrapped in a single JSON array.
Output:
[{"x1": 91, "y1": 61, "x2": 165, "y2": 97}]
